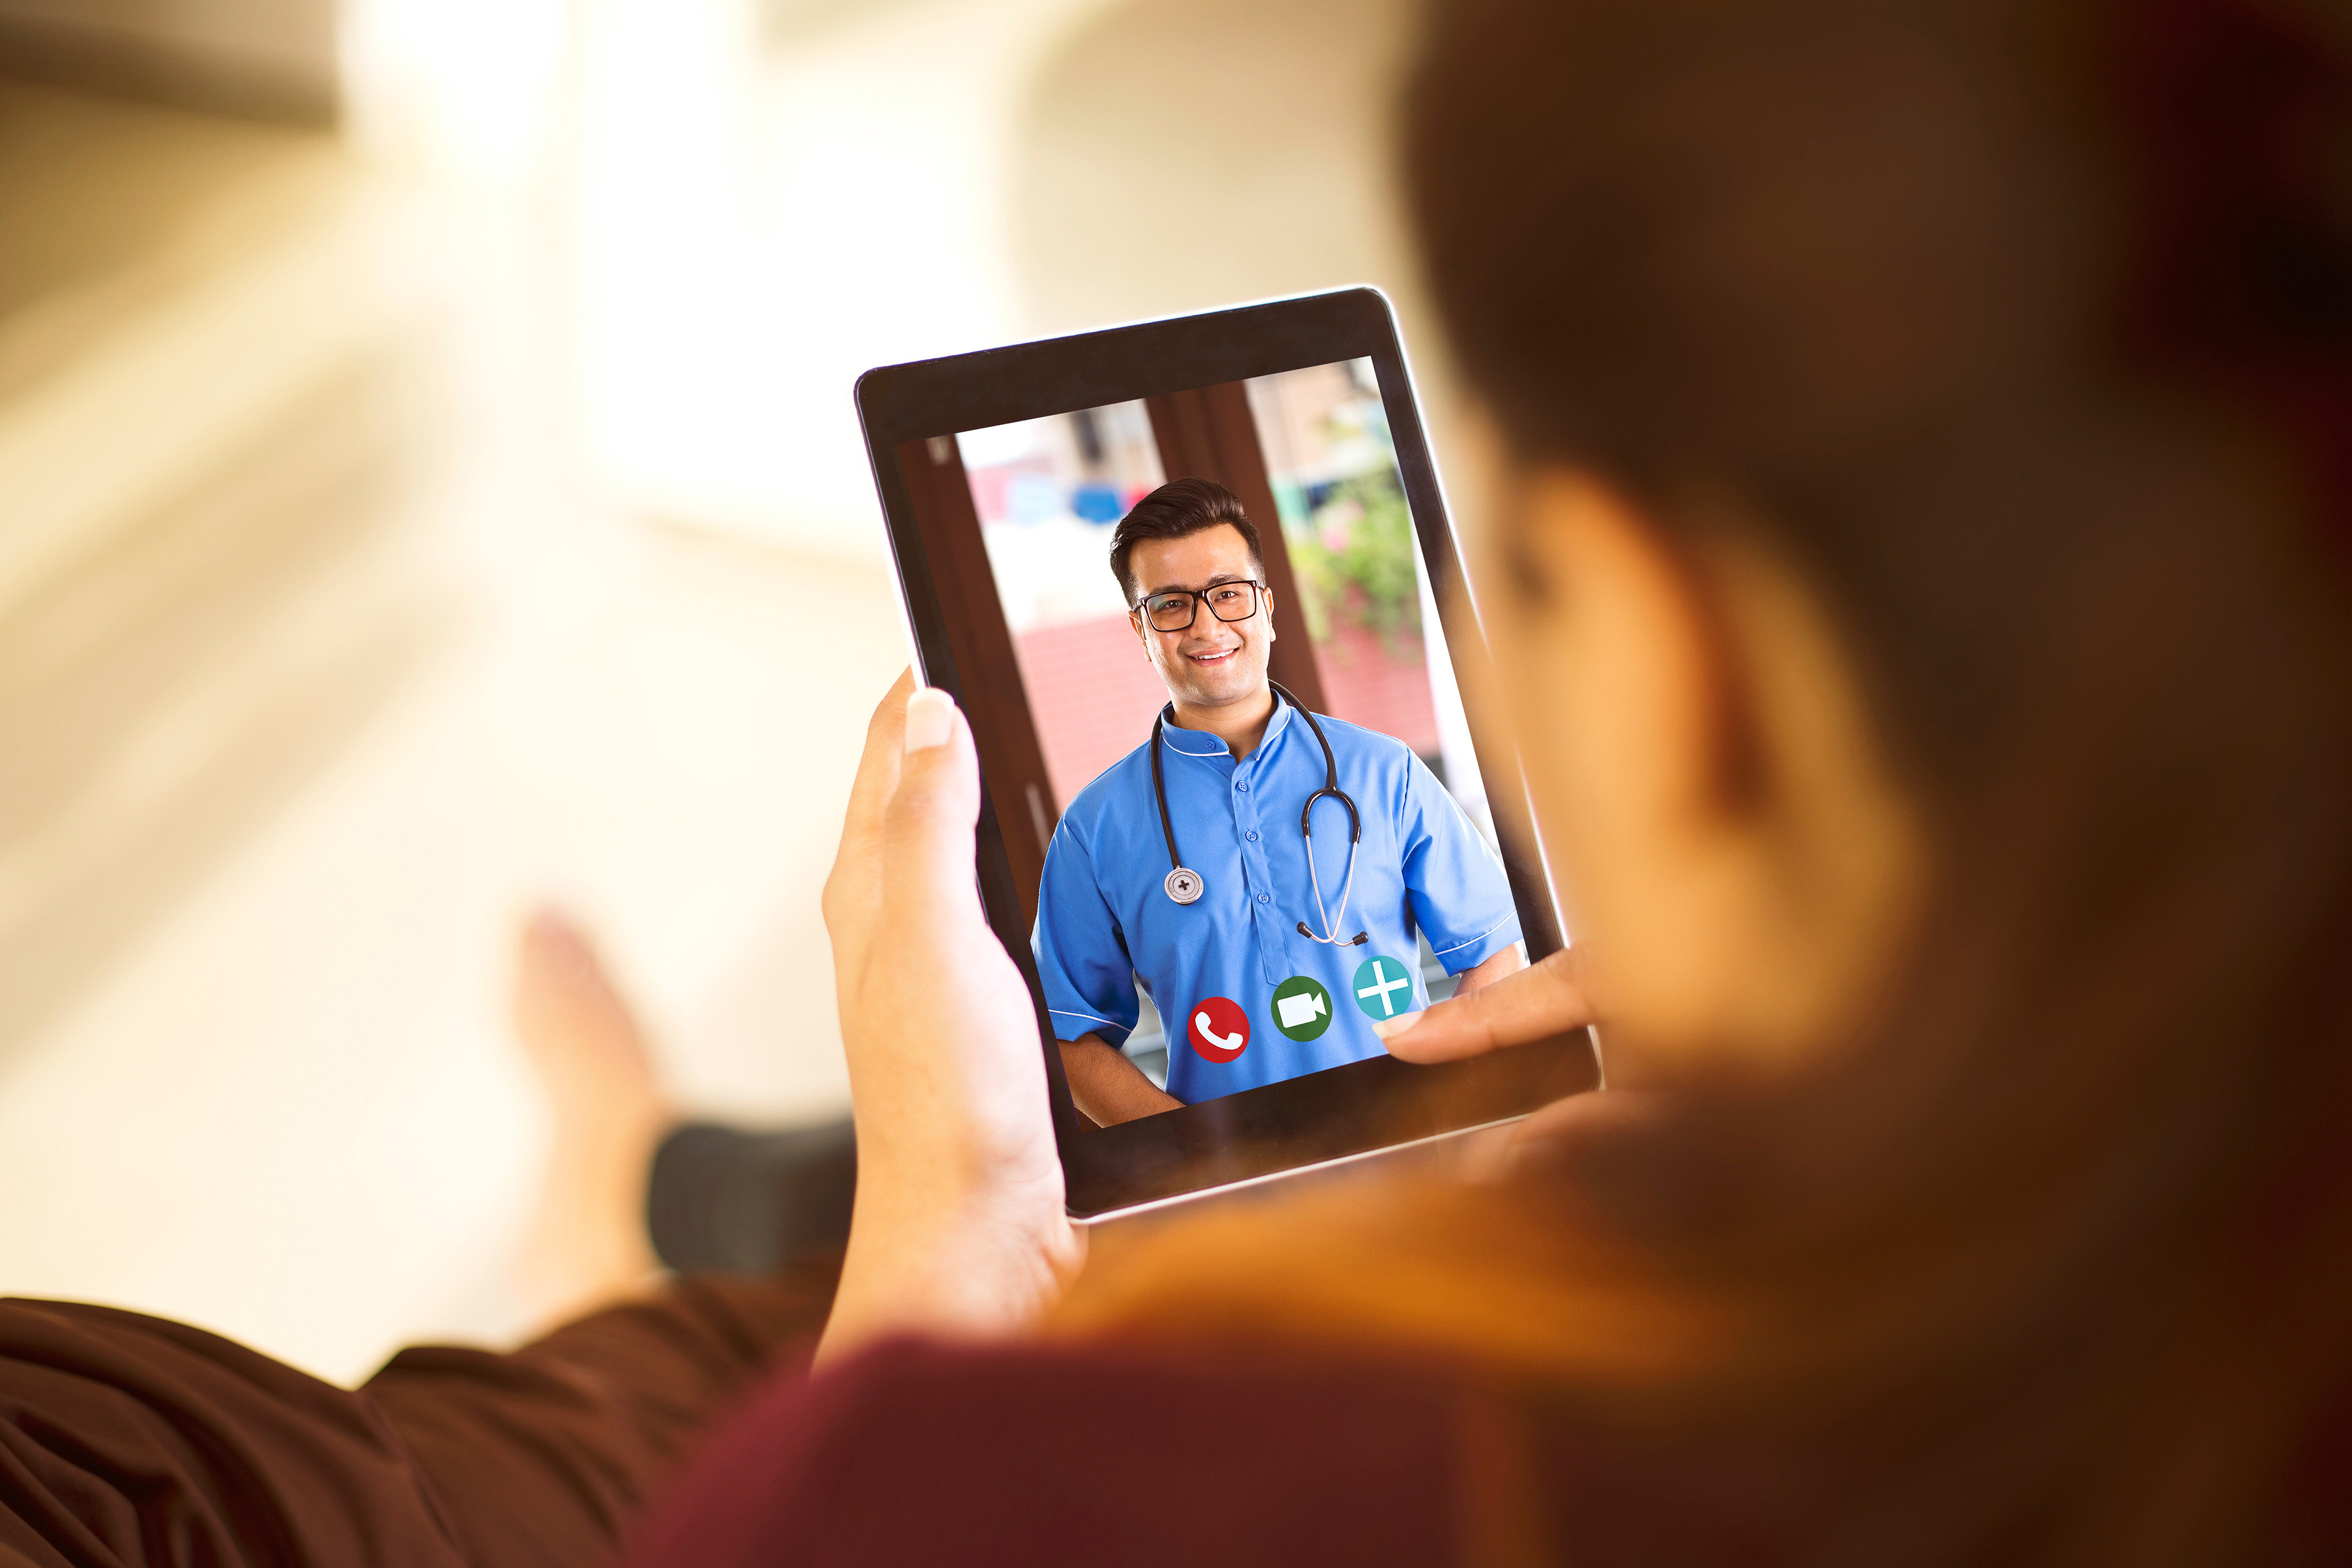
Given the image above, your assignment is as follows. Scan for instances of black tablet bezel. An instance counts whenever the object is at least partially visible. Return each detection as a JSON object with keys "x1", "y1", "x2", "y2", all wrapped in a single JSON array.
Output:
[{"x1": 854, "y1": 287, "x2": 1598, "y2": 1219}]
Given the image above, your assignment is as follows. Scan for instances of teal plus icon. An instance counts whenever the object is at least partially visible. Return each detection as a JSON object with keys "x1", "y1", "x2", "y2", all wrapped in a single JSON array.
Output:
[{"x1": 1352, "y1": 954, "x2": 1416, "y2": 1020}]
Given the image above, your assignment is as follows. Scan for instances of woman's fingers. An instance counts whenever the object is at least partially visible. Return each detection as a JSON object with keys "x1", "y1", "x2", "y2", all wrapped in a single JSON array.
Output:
[
  {"x1": 880, "y1": 689, "x2": 986, "y2": 929},
  {"x1": 823, "y1": 670, "x2": 919, "y2": 951},
  {"x1": 1371, "y1": 945, "x2": 1595, "y2": 1063},
  {"x1": 845, "y1": 669, "x2": 919, "y2": 837}
]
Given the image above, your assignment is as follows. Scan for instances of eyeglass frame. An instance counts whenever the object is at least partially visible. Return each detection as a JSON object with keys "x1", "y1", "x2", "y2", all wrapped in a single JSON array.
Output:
[{"x1": 1130, "y1": 578, "x2": 1270, "y2": 633}]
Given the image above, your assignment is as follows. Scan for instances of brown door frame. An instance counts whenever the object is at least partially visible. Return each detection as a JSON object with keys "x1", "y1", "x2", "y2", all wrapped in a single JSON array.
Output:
[{"x1": 894, "y1": 435, "x2": 1060, "y2": 925}]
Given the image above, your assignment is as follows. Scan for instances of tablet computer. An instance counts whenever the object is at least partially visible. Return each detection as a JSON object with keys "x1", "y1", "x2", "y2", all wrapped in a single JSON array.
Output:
[{"x1": 856, "y1": 287, "x2": 1598, "y2": 1221}]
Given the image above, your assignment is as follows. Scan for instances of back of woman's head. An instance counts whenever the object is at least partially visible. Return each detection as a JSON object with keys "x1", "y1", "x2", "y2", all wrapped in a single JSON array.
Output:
[{"x1": 1393, "y1": 0, "x2": 2352, "y2": 1558}]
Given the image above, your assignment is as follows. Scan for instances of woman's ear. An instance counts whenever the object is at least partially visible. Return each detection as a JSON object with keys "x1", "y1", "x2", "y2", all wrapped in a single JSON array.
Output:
[{"x1": 1480, "y1": 463, "x2": 1925, "y2": 1073}]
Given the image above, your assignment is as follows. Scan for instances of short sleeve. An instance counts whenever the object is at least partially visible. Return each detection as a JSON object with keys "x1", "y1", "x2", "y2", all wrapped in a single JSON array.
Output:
[
  {"x1": 1396, "y1": 754, "x2": 1522, "y2": 974},
  {"x1": 1030, "y1": 821, "x2": 1140, "y2": 1046}
]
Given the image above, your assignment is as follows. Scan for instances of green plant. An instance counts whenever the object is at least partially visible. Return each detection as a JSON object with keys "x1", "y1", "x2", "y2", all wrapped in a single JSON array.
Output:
[{"x1": 1288, "y1": 472, "x2": 1422, "y2": 654}]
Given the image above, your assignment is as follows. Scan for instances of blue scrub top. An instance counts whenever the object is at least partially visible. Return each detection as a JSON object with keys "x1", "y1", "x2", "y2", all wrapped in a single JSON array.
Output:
[{"x1": 1031, "y1": 699, "x2": 1522, "y2": 1104}]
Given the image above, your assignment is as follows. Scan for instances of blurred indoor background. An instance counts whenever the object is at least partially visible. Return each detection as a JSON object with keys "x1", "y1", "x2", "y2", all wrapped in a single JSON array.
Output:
[{"x1": 0, "y1": 0, "x2": 1468, "y2": 1381}]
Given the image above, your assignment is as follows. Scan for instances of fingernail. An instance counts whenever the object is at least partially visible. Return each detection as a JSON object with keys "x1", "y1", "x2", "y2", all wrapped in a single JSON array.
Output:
[
  {"x1": 904, "y1": 687, "x2": 954, "y2": 753},
  {"x1": 1368, "y1": 1014, "x2": 1419, "y2": 1040}
]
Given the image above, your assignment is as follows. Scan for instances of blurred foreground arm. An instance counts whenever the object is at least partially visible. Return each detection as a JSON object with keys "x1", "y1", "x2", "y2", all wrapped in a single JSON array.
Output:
[
  {"x1": 1060, "y1": 1034, "x2": 1182, "y2": 1125},
  {"x1": 818, "y1": 678, "x2": 1084, "y2": 1365}
]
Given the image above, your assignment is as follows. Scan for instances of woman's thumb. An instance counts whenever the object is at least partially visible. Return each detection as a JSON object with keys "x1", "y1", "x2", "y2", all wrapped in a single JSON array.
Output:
[{"x1": 1373, "y1": 946, "x2": 1594, "y2": 1063}]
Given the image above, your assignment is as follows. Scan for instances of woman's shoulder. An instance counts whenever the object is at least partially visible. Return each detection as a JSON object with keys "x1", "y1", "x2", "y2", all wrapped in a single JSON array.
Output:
[{"x1": 632, "y1": 1335, "x2": 1462, "y2": 1568}]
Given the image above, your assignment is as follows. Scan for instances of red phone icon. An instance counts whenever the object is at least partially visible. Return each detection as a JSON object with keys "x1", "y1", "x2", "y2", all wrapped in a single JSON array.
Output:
[{"x1": 1188, "y1": 996, "x2": 1250, "y2": 1062}]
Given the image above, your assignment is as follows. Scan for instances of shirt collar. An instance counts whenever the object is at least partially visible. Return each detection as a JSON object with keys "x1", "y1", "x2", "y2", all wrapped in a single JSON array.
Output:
[{"x1": 1161, "y1": 692, "x2": 1295, "y2": 760}]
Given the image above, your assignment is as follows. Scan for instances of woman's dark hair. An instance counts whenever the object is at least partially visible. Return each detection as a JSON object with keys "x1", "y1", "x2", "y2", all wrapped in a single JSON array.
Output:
[
  {"x1": 1108, "y1": 478, "x2": 1264, "y2": 603},
  {"x1": 1382, "y1": 0, "x2": 2352, "y2": 1558}
]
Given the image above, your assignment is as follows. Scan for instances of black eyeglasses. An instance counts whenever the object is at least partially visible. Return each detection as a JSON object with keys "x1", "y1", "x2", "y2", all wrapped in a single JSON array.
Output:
[{"x1": 1134, "y1": 579, "x2": 1265, "y2": 632}]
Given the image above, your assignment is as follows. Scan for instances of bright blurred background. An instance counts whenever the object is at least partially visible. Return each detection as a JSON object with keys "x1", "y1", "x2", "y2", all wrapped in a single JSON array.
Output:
[{"x1": 0, "y1": 0, "x2": 1469, "y2": 1382}]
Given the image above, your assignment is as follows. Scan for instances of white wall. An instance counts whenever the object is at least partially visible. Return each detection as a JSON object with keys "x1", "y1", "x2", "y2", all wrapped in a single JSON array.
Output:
[
  {"x1": 551, "y1": 0, "x2": 1477, "y2": 565},
  {"x1": 559, "y1": 0, "x2": 1132, "y2": 561}
]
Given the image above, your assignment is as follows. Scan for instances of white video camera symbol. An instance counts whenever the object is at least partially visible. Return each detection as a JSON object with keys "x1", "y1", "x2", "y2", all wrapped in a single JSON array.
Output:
[{"x1": 1276, "y1": 990, "x2": 1327, "y2": 1030}]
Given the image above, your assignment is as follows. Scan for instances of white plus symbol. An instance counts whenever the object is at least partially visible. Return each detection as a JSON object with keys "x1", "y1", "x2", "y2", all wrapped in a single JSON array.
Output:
[{"x1": 1357, "y1": 960, "x2": 1411, "y2": 1017}]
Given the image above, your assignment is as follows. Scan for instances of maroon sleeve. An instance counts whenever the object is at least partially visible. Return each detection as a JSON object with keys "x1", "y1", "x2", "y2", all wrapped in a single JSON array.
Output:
[{"x1": 630, "y1": 1338, "x2": 1464, "y2": 1568}]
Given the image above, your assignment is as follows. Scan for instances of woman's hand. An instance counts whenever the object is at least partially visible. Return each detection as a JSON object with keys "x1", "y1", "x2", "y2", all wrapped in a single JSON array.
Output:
[
  {"x1": 1371, "y1": 944, "x2": 1595, "y2": 1063},
  {"x1": 1372, "y1": 945, "x2": 1623, "y2": 1162},
  {"x1": 816, "y1": 677, "x2": 1084, "y2": 1364}
]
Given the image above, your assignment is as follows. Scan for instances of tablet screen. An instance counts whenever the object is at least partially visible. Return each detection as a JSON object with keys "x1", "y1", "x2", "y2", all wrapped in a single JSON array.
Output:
[
  {"x1": 917, "y1": 360, "x2": 1517, "y2": 1118},
  {"x1": 861, "y1": 291, "x2": 1593, "y2": 1216}
]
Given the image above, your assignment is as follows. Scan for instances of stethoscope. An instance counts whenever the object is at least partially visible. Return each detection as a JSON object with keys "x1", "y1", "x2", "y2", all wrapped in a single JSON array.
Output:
[{"x1": 1149, "y1": 680, "x2": 1369, "y2": 946}]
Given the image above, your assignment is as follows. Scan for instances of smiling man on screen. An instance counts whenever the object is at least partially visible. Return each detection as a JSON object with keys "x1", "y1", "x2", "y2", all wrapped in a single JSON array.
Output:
[{"x1": 1030, "y1": 478, "x2": 1525, "y2": 1125}]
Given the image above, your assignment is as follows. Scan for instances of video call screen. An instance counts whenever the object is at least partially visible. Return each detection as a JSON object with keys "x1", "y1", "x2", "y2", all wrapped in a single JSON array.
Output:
[{"x1": 892, "y1": 360, "x2": 1525, "y2": 1121}]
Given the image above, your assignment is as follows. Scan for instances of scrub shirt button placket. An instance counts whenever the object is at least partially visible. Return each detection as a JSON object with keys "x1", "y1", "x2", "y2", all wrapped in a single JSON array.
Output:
[
  {"x1": 1238, "y1": 750, "x2": 1286, "y2": 985},
  {"x1": 1233, "y1": 758, "x2": 1276, "y2": 982}
]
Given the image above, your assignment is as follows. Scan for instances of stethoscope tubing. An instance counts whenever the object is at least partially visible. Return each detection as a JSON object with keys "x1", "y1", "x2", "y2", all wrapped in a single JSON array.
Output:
[{"x1": 1150, "y1": 682, "x2": 1367, "y2": 944}]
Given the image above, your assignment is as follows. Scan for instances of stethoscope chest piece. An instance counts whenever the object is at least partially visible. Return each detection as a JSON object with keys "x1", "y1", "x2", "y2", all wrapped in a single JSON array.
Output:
[{"x1": 1146, "y1": 687, "x2": 1363, "y2": 938}]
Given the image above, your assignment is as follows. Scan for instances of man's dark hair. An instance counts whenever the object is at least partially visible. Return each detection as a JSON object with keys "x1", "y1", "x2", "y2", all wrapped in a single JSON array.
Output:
[{"x1": 1108, "y1": 478, "x2": 1264, "y2": 604}]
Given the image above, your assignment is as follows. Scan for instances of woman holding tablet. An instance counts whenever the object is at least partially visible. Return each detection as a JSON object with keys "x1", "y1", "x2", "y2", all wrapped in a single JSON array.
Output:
[{"x1": 643, "y1": 0, "x2": 2352, "y2": 1561}]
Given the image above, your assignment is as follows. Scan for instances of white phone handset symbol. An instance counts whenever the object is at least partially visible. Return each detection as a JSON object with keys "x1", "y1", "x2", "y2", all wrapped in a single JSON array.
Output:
[{"x1": 1194, "y1": 1012, "x2": 1244, "y2": 1052}]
